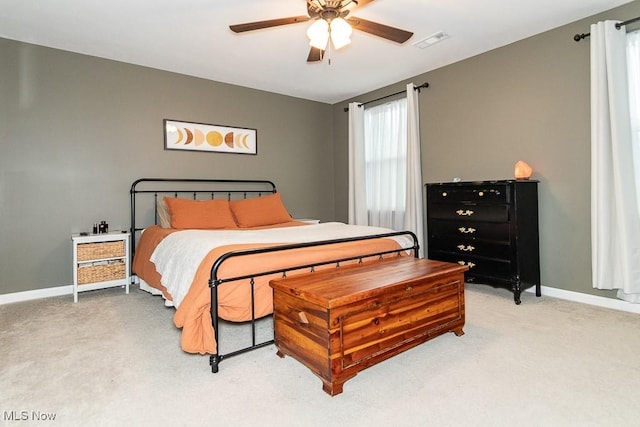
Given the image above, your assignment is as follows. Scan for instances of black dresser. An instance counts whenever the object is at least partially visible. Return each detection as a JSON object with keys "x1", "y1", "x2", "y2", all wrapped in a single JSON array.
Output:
[{"x1": 425, "y1": 180, "x2": 540, "y2": 304}]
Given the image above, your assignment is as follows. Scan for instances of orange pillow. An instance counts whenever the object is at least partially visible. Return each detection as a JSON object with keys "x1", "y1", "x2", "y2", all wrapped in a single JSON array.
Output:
[
  {"x1": 229, "y1": 193, "x2": 292, "y2": 228},
  {"x1": 163, "y1": 197, "x2": 237, "y2": 230}
]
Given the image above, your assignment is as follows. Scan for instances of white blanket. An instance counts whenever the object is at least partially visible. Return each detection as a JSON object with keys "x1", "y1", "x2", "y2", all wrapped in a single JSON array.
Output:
[{"x1": 150, "y1": 222, "x2": 413, "y2": 307}]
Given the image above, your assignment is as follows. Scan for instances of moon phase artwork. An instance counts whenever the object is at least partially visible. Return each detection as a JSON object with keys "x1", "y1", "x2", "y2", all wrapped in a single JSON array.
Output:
[{"x1": 163, "y1": 119, "x2": 257, "y2": 155}]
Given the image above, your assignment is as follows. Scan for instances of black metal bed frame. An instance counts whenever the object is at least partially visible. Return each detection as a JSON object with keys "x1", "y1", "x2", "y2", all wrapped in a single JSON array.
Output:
[{"x1": 130, "y1": 178, "x2": 420, "y2": 373}]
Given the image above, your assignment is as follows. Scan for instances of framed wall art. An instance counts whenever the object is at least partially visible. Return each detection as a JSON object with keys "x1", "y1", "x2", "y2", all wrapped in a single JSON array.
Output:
[{"x1": 163, "y1": 119, "x2": 257, "y2": 155}]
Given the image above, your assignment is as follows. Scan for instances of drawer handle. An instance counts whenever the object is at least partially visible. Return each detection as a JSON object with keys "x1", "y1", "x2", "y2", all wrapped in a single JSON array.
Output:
[
  {"x1": 457, "y1": 244, "x2": 475, "y2": 252},
  {"x1": 458, "y1": 227, "x2": 476, "y2": 234},
  {"x1": 458, "y1": 261, "x2": 476, "y2": 269},
  {"x1": 456, "y1": 209, "x2": 474, "y2": 216},
  {"x1": 441, "y1": 192, "x2": 447, "y2": 197},
  {"x1": 405, "y1": 285, "x2": 413, "y2": 292}
]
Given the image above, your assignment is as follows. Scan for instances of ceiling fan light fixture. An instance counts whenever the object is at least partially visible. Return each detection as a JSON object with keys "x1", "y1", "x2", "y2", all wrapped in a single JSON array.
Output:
[
  {"x1": 307, "y1": 18, "x2": 329, "y2": 49},
  {"x1": 330, "y1": 17, "x2": 352, "y2": 49},
  {"x1": 230, "y1": 0, "x2": 414, "y2": 63}
]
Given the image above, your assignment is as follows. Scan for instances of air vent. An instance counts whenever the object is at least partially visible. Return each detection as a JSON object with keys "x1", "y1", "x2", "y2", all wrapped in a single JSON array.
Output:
[{"x1": 412, "y1": 31, "x2": 449, "y2": 49}]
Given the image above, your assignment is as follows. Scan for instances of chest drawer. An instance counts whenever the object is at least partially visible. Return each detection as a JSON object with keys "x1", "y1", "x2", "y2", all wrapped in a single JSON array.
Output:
[
  {"x1": 429, "y1": 236, "x2": 511, "y2": 259},
  {"x1": 429, "y1": 252, "x2": 513, "y2": 280},
  {"x1": 428, "y1": 203, "x2": 509, "y2": 222},
  {"x1": 427, "y1": 183, "x2": 509, "y2": 204},
  {"x1": 428, "y1": 219, "x2": 510, "y2": 241}
]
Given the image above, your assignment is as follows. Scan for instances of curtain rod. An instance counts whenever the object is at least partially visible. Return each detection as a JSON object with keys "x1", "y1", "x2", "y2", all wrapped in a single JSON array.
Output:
[
  {"x1": 573, "y1": 16, "x2": 640, "y2": 41},
  {"x1": 343, "y1": 82, "x2": 429, "y2": 112}
]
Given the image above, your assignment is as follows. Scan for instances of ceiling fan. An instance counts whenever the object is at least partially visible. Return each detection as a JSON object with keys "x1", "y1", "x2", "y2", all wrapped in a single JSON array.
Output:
[{"x1": 229, "y1": 0, "x2": 413, "y2": 62}]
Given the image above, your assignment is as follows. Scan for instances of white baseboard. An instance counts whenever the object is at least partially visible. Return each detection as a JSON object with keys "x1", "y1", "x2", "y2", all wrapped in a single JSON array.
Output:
[
  {"x1": 1, "y1": 276, "x2": 142, "y2": 306},
  {"x1": 2, "y1": 283, "x2": 639, "y2": 314},
  {"x1": 0, "y1": 285, "x2": 74, "y2": 305},
  {"x1": 525, "y1": 285, "x2": 640, "y2": 314}
]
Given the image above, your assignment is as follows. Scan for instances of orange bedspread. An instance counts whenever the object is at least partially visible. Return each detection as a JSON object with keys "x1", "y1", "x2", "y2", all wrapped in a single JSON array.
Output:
[{"x1": 133, "y1": 225, "x2": 407, "y2": 354}]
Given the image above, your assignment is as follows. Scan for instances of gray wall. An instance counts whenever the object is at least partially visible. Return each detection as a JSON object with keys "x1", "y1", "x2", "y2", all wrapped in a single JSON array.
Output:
[
  {"x1": 3, "y1": 1, "x2": 640, "y2": 299},
  {"x1": 0, "y1": 39, "x2": 334, "y2": 295},
  {"x1": 332, "y1": 0, "x2": 640, "y2": 299}
]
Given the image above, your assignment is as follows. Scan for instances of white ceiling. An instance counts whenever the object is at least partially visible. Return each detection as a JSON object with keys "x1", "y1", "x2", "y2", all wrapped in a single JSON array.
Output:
[{"x1": 0, "y1": 0, "x2": 633, "y2": 103}]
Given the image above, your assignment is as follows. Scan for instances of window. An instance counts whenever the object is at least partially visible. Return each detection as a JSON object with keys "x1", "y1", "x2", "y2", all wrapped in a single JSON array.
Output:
[{"x1": 363, "y1": 98, "x2": 407, "y2": 230}]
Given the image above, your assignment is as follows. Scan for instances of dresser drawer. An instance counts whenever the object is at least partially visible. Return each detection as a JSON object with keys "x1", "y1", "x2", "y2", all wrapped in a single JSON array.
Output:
[
  {"x1": 429, "y1": 236, "x2": 511, "y2": 259},
  {"x1": 427, "y1": 183, "x2": 509, "y2": 204},
  {"x1": 428, "y1": 219, "x2": 510, "y2": 241},
  {"x1": 428, "y1": 251, "x2": 513, "y2": 280},
  {"x1": 428, "y1": 203, "x2": 509, "y2": 222}
]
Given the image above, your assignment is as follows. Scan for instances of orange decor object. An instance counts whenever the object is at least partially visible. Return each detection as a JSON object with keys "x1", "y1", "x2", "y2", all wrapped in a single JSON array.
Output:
[{"x1": 514, "y1": 160, "x2": 533, "y2": 180}]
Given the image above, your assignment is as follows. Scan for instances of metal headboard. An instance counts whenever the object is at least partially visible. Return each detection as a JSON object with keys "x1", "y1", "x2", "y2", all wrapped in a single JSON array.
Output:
[{"x1": 129, "y1": 178, "x2": 277, "y2": 263}]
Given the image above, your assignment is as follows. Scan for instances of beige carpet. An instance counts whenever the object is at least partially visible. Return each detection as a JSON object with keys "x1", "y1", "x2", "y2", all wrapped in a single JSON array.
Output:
[{"x1": 1, "y1": 283, "x2": 639, "y2": 427}]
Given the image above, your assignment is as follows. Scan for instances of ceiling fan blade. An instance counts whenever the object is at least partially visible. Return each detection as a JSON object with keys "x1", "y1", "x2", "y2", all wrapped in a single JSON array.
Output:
[
  {"x1": 346, "y1": 17, "x2": 413, "y2": 43},
  {"x1": 307, "y1": 47, "x2": 325, "y2": 62},
  {"x1": 230, "y1": 16, "x2": 310, "y2": 33}
]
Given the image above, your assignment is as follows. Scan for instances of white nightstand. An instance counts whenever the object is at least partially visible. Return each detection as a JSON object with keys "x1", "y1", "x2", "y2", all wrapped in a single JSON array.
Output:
[{"x1": 71, "y1": 232, "x2": 130, "y2": 302}]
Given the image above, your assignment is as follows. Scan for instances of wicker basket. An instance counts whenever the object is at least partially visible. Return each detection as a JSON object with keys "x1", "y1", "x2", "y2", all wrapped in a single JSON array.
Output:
[
  {"x1": 77, "y1": 261, "x2": 126, "y2": 284},
  {"x1": 77, "y1": 240, "x2": 125, "y2": 261}
]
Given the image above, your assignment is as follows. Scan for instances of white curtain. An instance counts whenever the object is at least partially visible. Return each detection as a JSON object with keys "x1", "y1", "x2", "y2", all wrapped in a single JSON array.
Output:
[
  {"x1": 348, "y1": 102, "x2": 367, "y2": 225},
  {"x1": 364, "y1": 98, "x2": 407, "y2": 231},
  {"x1": 590, "y1": 21, "x2": 640, "y2": 302},
  {"x1": 347, "y1": 85, "x2": 424, "y2": 256},
  {"x1": 404, "y1": 83, "x2": 424, "y2": 257},
  {"x1": 628, "y1": 30, "x2": 640, "y2": 218}
]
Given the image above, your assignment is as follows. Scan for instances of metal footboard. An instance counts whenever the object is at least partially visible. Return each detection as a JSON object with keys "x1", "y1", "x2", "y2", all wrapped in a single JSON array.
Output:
[{"x1": 208, "y1": 231, "x2": 419, "y2": 373}]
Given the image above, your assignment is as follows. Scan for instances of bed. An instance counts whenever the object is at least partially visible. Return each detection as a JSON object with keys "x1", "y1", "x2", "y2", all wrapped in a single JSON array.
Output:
[{"x1": 130, "y1": 178, "x2": 419, "y2": 372}]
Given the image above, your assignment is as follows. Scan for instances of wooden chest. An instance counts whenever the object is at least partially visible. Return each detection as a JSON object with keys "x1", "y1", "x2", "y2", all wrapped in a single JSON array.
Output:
[{"x1": 269, "y1": 257, "x2": 467, "y2": 396}]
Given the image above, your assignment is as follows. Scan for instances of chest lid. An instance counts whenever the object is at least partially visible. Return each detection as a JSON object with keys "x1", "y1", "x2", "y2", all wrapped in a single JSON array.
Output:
[{"x1": 269, "y1": 257, "x2": 467, "y2": 308}]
